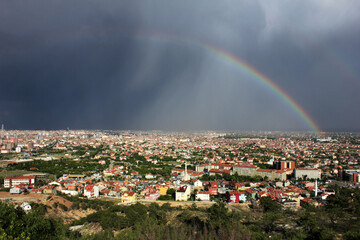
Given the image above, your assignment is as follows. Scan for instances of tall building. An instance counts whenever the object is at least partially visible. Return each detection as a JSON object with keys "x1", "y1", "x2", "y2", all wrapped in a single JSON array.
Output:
[{"x1": 274, "y1": 160, "x2": 295, "y2": 170}]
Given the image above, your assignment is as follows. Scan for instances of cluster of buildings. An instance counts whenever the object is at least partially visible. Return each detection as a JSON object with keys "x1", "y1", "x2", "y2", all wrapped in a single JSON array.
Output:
[
  {"x1": 2, "y1": 170, "x2": 334, "y2": 210},
  {"x1": 1, "y1": 130, "x2": 359, "y2": 209},
  {"x1": 193, "y1": 160, "x2": 321, "y2": 181}
]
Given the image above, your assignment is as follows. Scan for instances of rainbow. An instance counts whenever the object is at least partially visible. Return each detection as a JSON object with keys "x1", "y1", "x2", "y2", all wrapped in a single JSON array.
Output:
[
  {"x1": 52, "y1": 29, "x2": 322, "y2": 135},
  {"x1": 133, "y1": 33, "x2": 322, "y2": 136}
]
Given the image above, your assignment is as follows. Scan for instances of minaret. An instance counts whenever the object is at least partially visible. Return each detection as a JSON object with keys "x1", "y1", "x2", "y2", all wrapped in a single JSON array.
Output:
[
  {"x1": 185, "y1": 162, "x2": 188, "y2": 178},
  {"x1": 315, "y1": 179, "x2": 318, "y2": 197}
]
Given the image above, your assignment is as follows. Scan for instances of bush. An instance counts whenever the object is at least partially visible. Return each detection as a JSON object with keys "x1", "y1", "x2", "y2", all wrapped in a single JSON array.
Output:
[
  {"x1": 158, "y1": 195, "x2": 173, "y2": 200},
  {"x1": 59, "y1": 204, "x2": 68, "y2": 211}
]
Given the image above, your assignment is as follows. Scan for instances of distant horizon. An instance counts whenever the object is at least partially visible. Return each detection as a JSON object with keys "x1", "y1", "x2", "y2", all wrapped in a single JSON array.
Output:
[{"x1": 1, "y1": 127, "x2": 360, "y2": 134}]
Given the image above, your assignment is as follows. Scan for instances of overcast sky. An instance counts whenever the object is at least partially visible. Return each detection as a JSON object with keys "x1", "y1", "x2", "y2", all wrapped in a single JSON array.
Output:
[{"x1": 0, "y1": 0, "x2": 359, "y2": 132}]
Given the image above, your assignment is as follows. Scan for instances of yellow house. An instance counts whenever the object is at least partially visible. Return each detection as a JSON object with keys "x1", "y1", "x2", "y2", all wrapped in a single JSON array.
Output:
[
  {"x1": 121, "y1": 191, "x2": 136, "y2": 203},
  {"x1": 159, "y1": 186, "x2": 168, "y2": 195}
]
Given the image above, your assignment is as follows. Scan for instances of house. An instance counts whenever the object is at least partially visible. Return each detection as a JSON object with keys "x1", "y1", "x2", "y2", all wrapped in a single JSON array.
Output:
[
  {"x1": 300, "y1": 198, "x2": 318, "y2": 207},
  {"x1": 145, "y1": 173, "x2": 155, "y2": 179},
  {"x1": 281, "y1": 200, "x2": 299, "y2": 210},
  {"x1": 176, "y1": 185, "x2": 191, "y2": 201},
  {"x1": 196, "y1": 191, "x2": 210, "y2": 201},
  {"x1": 256, "y1": 191, "x2": 268, "y2": 199},
  {"x1": 208, "y1": 187, "x2": 218, "y2": 195},
  {"x1": 193, "y1": 179, "x2": 203, "y2": 188},
  {"x1": 210, "y1": 181, "x2": 218, "y2": 188},
  {"x1": 245, "y1": 189, "x2": 257, "y2": 200},
  {"x1": 159, "y1": 186, "x2": 168, "y2": 195},
  {"x1": 61, "y1": 189, "x2": 79, "y2": 196},
  {"x1": 43, "y1": 185, "x2": 57, "y2": 195},
  {"x1": 321, "y1": 189, "x2": 335, "y2": 200},
  {"x1": 145, "y1": 189, "x2": 160, "y2": 200},
  {"x1": 121, "y1": 191, "x2": 136, "y2": 203},
  {"x1": 32, "y1": 188, "x2": 43, "y2": 194},
  {"x1": 234, "y1": 182, "x2": 248, "y2": 191},
  {"x1": 84, "y1": 185, "x2": 99, "y2": 199},
  {"x1": 226, "y1": 191, "x2": 247, "y2": 203}
]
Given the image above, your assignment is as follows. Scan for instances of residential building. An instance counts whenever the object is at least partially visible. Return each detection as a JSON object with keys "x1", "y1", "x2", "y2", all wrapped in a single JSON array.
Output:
[
  {"x1": 175, "y1": 185, "x2": 190, "y2": 201},
  {"x1": 196, "y1": 191, "x2": 210, "y2": 201},
  {"x1": 121, "y1": 191, "x2": 136, "y2": 203},
  {"x1": 226, "y1": 191, "x2": 247, "y2": 203},
  {"x1": 84, "y1": 185, "x2": 99, "y2": 198}
]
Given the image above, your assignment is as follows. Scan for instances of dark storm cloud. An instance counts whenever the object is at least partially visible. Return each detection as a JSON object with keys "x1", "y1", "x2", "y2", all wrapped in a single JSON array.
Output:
[{"x1": 0, "y1": 0, "x2": 359, "y2": 131}]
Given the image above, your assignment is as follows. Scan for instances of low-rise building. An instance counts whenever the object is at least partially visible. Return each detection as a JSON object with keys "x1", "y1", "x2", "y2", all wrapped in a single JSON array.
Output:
[
  {"x1": 121, "y1": 191, "x2": 136, "y2": 203},
  {"x1": 226, "y1": 191, "x2": 247, "y2": 203},
  {"x1": 281, "y1": 200, "x2": 299, "y2": 210},
  {"x1": 4, "y1": 176, "x2": 36, "y2": 188},
  {"x1": 43, "y1": 185, "x2": 57, "y2": 195},
  {"x1": 196, "y1": 191, "x2": 210, "y2": 201},
  {"x1": 176, "y1": 185, "x2": 190, "y2": 201},
  {"x1": 84, "y1": 185, "x2": 99, "y2": 198}
]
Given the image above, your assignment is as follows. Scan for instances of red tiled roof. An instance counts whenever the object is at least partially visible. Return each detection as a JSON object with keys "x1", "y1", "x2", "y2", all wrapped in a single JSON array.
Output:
[
  {"x1": 256, "y1": 169, "x2": 273, "y2": 173},
  {"x1": 177, "y1": 186, "x2": 188, "y2": 192},
  {"x1": 296, "y1": 168, "x2": 318, "y2": 171},
  {"x1": 227, "y1": 190, "x2": 245, "y2": 195},
  {"x1": 5, "y1": 175, "x2": 35, "y2": 180},
  {"x1": 199, "y1": 164, "x2": 209, "y2": 167},
  {"x1": 123, "y1": 191, "x2": 135, "y2": 196},
  {"x1": 234, "y1": 165, "x2": 256, "y2": 168},
  {"x1": 197, "y1": 191, "x2": 210, "y2": 195},
  {"x1": 211, "y1": 163, "x2": 233, "y2": 167},
  {"x1": 209, "y1": 169, "x2": 231, "y2": 174},
  {"x1": 245, "y1": 189, "x2": 256, "y2": 194}
]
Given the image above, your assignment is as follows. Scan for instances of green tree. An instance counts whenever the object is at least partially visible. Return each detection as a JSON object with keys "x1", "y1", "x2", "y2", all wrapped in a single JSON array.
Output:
[{"x1": 259, "y1": 197, "x2": 281, "y2": 212}]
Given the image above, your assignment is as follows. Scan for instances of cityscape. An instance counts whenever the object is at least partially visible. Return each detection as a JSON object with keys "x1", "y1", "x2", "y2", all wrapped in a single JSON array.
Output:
[{"x1": 0, "y1": 129, "x2": 360, "y2": 239}]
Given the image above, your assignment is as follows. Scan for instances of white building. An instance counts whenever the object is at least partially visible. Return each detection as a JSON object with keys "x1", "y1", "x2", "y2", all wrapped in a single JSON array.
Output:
[
  {"x1": 193, "y1": 179, "x2": 203, "y2": 188},
  {"x1": 84, "y1": 185, "x2": 99, "y2": 198},
  {"x1": 145, "y1": 173, "x2": 155, "y2": 179},
  {"x1": 4, "y1": 176, "x2": 36, "y2": 188},
  {"x1": 196, "y1": 191, "x2": 210, "y2": 201},
  {"x1": 61, "y1": 190, "x2": 79, "y2": 196},
  {"x1": 175, "y1": 185, "x2": 191, "y2": 201},
  {"x1": 295, "y1": 168, "x2": 321, "y2": 180}
]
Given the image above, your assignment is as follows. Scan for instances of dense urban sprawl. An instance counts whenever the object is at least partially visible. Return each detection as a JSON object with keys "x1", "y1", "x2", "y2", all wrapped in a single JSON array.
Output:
[{"x1": 1, "y1": 130, "x2": 360, "y2": 239}]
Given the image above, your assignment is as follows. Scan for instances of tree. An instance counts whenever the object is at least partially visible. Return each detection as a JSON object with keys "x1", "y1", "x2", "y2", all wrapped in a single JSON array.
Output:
[
  {"x1": 262, "y1": 213, "x2": 282, "y2": 233},
  {"x1": 259, "y1": 197, "x2": 281, "y2": 212},
  {"x1": 166, "y1": 188, "x2": 176, "y2": 199}
]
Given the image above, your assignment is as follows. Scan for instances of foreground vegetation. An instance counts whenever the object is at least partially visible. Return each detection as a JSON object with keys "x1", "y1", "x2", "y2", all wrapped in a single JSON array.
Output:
[{"x1": 1, "y1": 185, "x2": 360, "y2": 240}]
